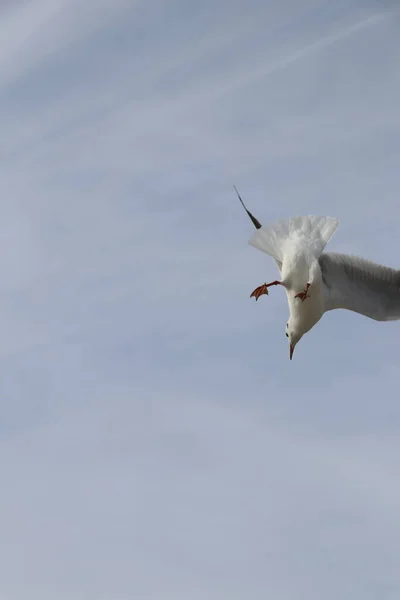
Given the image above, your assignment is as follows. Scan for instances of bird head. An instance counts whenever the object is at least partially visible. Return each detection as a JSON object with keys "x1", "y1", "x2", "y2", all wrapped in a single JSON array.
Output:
[{"x1": 285, "y1": 319, "x2": 304, "y2": 360}]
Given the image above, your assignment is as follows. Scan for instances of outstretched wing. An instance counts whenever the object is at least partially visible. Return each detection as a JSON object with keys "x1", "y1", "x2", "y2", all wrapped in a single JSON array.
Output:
[{"x1": 319, "y1": 252, "x2": 400, "y2": 321}]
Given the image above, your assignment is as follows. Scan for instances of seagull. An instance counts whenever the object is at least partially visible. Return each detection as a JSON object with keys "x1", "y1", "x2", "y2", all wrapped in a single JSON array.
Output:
[{"x1": 235, "y1": 186, "x2": 400, "y2": 360}]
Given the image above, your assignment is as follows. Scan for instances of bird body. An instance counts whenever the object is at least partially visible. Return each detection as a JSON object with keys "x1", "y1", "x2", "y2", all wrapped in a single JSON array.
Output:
[
  {"x1": 248, "y1": 214, "x2": 338, "y2": 357},
  {"x1": 234, "y1": 186, "x2": 400, "y2": 359},
  {"x1": 285, "y1": 257, "x2": 324, "y2": 334}
]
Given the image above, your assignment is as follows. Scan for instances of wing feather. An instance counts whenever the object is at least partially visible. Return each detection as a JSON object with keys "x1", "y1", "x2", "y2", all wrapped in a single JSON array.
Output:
[{"x1": 320, "y1": 252, "x2": 400, "y2": 321}]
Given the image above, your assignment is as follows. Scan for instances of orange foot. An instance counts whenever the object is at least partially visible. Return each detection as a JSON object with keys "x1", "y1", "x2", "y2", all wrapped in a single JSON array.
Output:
[
  {"x1": 295, "y1": 283, "x2": 311, "y2": 302},
  {"x1": 250, "y1": 280, "x2": 281, "y2": 301}
]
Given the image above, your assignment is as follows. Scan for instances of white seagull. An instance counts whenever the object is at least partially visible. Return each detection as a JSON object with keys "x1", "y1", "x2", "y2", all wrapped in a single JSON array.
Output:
[{"x1": 235, "y1": 186, "x2": 400, "y2": 360}]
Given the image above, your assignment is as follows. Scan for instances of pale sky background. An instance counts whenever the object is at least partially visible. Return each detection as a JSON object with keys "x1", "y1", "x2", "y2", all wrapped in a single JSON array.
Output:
[{"x1": 0, "y1": 0, "x2": 400, "y2": 599}]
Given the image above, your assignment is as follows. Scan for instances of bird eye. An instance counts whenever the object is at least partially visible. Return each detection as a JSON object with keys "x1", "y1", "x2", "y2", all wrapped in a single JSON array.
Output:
[{"x1": 285, "y1": 333, "x2": 289, "y2": 338}]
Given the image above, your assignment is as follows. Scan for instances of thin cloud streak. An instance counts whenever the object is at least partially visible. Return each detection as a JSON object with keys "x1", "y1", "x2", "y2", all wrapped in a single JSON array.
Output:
[
  {"x1": 0, "y1": 1, "x2": 399, "y2": 599},
  {"x1": 250, "y1": 10, "x2": 390, "y2": 80}
]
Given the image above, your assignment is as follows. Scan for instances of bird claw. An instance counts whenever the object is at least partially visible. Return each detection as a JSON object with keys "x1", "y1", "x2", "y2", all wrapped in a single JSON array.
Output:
[
  {"x1": 295, "y1": 283, "x2": 311, "y2": 302},
  {"x1": 250, "y1": 280, "x2": 281, "y2": 301},
  {"x1": 250, "y1": 283, "x2": 269, "y2": 301}
]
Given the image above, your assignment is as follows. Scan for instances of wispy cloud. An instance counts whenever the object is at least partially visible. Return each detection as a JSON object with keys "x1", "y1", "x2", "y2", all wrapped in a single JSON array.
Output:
[
  {"x1": 0, "y1": 0, "x2": 399, "y2": 598},
  {"x1": 246, "y1": 10, "x2": 390, "y2": 81}
]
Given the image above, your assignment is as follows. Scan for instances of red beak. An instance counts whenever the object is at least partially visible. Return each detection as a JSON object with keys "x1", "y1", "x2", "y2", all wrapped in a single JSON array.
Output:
[{"x1": 289, "y1": 343, "x2": 294, "y2": 360}]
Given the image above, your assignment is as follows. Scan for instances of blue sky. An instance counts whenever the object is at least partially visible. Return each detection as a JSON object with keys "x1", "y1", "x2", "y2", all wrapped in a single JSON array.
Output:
[{"x1": 1, "y1": 0, "x2": 400, "y2": 598}]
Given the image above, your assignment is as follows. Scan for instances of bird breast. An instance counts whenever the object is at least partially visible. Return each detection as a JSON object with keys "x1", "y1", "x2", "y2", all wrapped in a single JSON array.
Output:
[{"x1": 281, "y1": 246, "x2": 312, "y2": 290}]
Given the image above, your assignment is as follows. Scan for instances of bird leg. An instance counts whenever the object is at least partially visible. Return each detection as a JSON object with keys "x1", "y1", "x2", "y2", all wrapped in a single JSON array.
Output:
[
  {"x1": 250, "y1": 280, "x2": 281, "y2": 301},
  {"x1": 295, "y1": 283, "x2": 311, "y2": 302}
]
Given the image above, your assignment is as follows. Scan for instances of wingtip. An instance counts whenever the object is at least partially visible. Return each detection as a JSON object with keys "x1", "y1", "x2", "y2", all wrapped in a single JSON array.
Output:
[
  {"x1": 233, "y1": 184, "x2": 262, "y2": 230},
  {"x1": 233, "y1": 184, "x2": 244, "y2": 208}
]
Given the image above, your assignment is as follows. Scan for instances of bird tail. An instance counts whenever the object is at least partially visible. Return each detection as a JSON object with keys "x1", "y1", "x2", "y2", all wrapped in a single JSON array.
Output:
[{"x1": 248, "y1": 215, "x2": 339, "y2": 262}]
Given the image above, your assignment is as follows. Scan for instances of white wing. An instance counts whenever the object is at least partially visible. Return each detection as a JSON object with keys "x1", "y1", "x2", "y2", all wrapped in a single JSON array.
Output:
[{"x1": 319, "y1": 252, "x2": 400, "y2": 321}]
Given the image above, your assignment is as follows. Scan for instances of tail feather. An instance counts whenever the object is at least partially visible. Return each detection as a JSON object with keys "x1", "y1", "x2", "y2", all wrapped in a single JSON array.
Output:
[{"x1": 248, "y1": 215, "x2": 339, "y2": 261}]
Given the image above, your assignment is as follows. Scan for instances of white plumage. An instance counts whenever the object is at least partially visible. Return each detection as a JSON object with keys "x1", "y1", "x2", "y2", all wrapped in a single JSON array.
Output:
[{"x1": 248, "y1": 215, "x2": 339, "y2": 263}]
